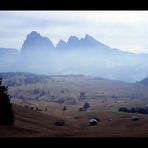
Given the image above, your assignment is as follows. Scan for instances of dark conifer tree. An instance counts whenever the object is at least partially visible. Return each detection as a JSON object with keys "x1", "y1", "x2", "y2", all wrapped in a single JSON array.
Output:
[{"x1": 0, "y1": 77, "x2": 14, "y2": 125}]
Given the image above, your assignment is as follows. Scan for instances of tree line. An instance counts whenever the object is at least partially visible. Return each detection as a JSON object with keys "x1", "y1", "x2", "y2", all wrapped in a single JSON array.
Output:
[
  {"x1": 0, "y1": 77, "x2": 14, "y2": 125},
  {"x1": 119, "y1": 106, "x2": 148, "y2": 114}
]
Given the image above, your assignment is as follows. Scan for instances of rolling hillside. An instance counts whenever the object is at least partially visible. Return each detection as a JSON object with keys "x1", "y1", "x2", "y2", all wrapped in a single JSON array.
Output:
[
  {"x1": 1, "y1": 72, "x2": 148, "y2": 137},
  {"x1": 1, "y1": 103, "x2": 148, "y2": 137},
  {"x1": 1, "y1": 72, "x2": 148, "y2": 108}
]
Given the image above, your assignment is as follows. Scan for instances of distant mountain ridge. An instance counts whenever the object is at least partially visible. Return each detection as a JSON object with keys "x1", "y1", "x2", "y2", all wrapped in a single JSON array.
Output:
[
  {"x1": 138, "y1": 77, "x2": 148, "y2": 85},
  {"x1": 1, "y1": 31, "x2": 148, "y2": 82},
  {"x1": 56, "y1": 34, "x2": 114, "y2": 54},
  {"x1": 21, "y1": 31, "x2": 117, "y2": 53}
]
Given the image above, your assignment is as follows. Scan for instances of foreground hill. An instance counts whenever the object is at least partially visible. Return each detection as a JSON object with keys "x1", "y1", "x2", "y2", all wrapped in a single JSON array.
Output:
[
  {"x1": 0, "y1": 103, "x2": 71, "y2": 137},
  {"x1": 1, "y1": 103, "x2": 148, "y2": 137}
]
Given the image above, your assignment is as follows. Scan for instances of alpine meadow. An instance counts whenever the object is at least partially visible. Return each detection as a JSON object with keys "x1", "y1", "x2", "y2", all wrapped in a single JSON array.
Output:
[{"x1": 1, "y1": 11, "x2": 148, "y2": 137}]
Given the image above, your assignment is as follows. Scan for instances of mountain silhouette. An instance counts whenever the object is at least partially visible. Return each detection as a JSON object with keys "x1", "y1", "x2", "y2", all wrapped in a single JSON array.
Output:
[
  {"x1": 56, "y1": 39, "x2": 67, "y2": 50},
  {"x1": 21, "y1": 31, "x2": 54, "y2": 56},
  {"x1": 0, "y1": 31, "x2": 148, "y2": 82},
  {"x1": 56, "y1": 34, "x2": 114, "y2": 53}
]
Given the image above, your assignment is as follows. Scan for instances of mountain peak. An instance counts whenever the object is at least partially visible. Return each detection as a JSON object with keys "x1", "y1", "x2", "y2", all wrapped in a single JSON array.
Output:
[
  {"x1": 66, "y1": 36, "x2": 80, "y2": 48},
  {"x1": 84, "y1": 34, "x2": 99, "y2": 43},
  {"x1": 56, "y1": 39, "x2": 67, "y2": 49},
  {"x1": 27, "y1": 31, "x2": 40, "y2": 39},
  {"x1": 68, "y1": 36, "x2": 79, "y2": 43},
  {"x1": 58, "y1": 39, "x2": 66, "y2": 44},
  {"x1": 30, "y1": 31, "x2": 39, "y2": 35},
  {"x1": 82, "y1": 34, "x2": 111, "y2": 50},
  {"x1": 84, "y1": 34, "x2": 93, "y2": 39},
  {"x1": 21, "y1": 31, "x2": 54, "y2": 54}
]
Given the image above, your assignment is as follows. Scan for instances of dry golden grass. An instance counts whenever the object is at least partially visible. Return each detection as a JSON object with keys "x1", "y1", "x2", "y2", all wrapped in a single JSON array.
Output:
[{"x1": 1, "y1": 102, "x2": 148, "y2": 137}]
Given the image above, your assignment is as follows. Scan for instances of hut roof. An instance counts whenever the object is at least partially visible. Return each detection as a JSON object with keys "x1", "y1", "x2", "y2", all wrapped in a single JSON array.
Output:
[
  {"x1": 132, "y1": 115, "x2": 139, "y2": 120},
  {"x1": 89, "y1": 118, "x2": 98, "y2": 123}
]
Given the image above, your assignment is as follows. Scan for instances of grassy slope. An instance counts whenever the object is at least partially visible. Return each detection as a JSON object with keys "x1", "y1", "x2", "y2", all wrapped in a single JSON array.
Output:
[
  {"x1": 1, "y1": 73, "x2": 148, "y2": 137},
  {"x1": 5, "y1": 73, "x2": 148, "y2": 103},
  {"x1": 1, "y1": 103, "x2": 148, "y2": 137}
]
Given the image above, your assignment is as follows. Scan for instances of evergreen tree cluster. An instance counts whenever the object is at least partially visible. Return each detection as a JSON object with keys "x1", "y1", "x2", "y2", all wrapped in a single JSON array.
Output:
[
  {"x1": 0, "y1": 77, "x2": 14, "y2": 125},
  {"x1": 119, "y1": 106, "x2": 148, "y2": 114}
]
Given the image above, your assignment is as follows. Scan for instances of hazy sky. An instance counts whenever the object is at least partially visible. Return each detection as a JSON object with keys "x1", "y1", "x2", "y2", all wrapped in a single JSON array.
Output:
[{"x1": 1, "y1": 11, "x2": 148, "y2": 53}]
